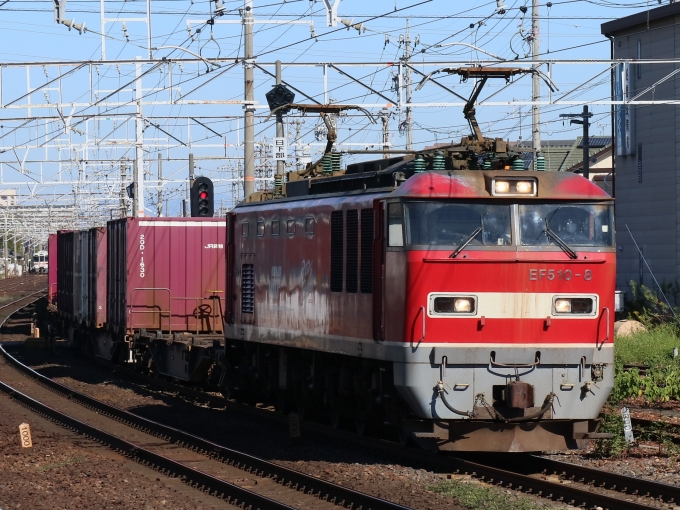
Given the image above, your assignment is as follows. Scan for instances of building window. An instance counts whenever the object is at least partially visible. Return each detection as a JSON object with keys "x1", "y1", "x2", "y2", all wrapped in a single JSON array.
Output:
[
  {"x1": 242, "y1": 221, "x2": 249, "y2": 238},
  {"x1": 346, "y1": 210, "x2": 358, "y2": 293},
  {"x1": 330, "y1": 210, "x2": 343, "y2": 292},
  {"x1": 305, "y1": 216, "x2": 315, "y2": 234},
  {"x1": 272, "y1": 219, "x2": 280, "y2": 236},
  {"x1": 637, "y1": 40, "x2": 642, "y2": 79},
  {"x1": 638, "y1": 143, "x2": 642, "y2": 183},
  {"x1": 287, "y1": 219, "x2": 296, "y2": 234},
  {"x1": 360, "y1": 208, "x2": 374, "y2": 294},
  {"x1": 257, "y1": 219, "x2": 265, "y2": 237}
]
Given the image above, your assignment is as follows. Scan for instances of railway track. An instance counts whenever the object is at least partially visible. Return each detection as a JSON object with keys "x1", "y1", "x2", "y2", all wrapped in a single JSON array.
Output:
[
  {"x1": 62, "y1": 346, "x2": 680, "y2": 510},
  {"x1": 4, "y1": 286, "x2": 680, "y2": 510},
  {"x1": 0, "y1": 293, "x2": 412, "y2": 509}
]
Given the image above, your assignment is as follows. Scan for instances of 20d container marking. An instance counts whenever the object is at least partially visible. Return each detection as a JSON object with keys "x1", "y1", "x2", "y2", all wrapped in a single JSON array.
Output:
[{"x1": 139, "y1": 234, "x2": 146, "y2": 278}]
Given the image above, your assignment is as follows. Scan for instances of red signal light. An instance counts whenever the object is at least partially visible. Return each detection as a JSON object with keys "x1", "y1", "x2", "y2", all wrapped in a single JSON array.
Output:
[{"x1": 199, "y1": 191, "x2": 208, "y2": 199}]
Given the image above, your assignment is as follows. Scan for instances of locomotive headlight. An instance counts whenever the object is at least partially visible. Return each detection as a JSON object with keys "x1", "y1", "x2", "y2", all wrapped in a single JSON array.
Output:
[
  {"x1": 552, "y1": 297, "x2": 596, "y2": 315},
  {"x1": 454, "y1": 297, "x2": 474, "y2": 313},
  {"x1": 516, "y1": 181, "x2": 533, "y2": 194},
  {"x1": 554, "y1": 298, "x2": 572, "y2": 313},
  {"x1": 494, "y1": 180, "x2": 510, "y2": 194}
]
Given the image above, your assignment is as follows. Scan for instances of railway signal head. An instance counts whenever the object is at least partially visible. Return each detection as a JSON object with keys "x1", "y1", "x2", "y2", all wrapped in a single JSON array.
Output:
[
  {"x1": 265, "y1": 84, "x2": 295, "y2": 114},
  {"x1": 190, "y1": 177, "x2": 214, "y2": 217}
]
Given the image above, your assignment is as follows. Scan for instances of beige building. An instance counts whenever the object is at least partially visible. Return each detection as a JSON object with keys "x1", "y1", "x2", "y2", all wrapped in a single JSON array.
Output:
[{"x1": 0, "y1": 190, "x2": 17, "y2": 207}]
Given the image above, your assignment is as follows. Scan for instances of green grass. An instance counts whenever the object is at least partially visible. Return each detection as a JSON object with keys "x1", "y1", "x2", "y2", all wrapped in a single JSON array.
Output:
[
  {"x1": 615, "y1": 323, "x2": 680, "y2": 367},
  {"x1": 429, "y1": 480, "x2": 556, "y2": 510}
]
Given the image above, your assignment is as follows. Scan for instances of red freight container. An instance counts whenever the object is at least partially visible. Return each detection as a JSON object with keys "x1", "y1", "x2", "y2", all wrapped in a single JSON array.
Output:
[
  {"x1": 107, "y1": 217, "x2": 226, "y2": 336},
  {"x1": 74, "y1": 230, "x2": 89, "y2": 323},
  {"x1": 87, "y1": 227, "x2": 107, "y2": 328},
  {"x1": 56, "y1": 230, "x2": 76, "y2": 318},
  {"x1": 47, "y1": 234, "x2": 57, "y2": 305}
]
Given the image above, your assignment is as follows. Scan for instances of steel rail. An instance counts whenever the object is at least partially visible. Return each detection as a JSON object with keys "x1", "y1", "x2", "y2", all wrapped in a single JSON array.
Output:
[
  {"x1": 525, "y1": 455, "x2": 680, "y2": 504},
  {"x1": 0, "y1": 379, "x2": 297, "y2": 510},
  {"x1": 0, "y1": 283, "x2": 671, "y2": 510},
  {"x1": 30, "y1": 349, "x2": 674, "y2": 510},
  {"x1": 0, "y1": 333, "x2": 410, "y2": 510},
  {"x1": 75, "y1": 355, "x2": 675, "y2": 510}
]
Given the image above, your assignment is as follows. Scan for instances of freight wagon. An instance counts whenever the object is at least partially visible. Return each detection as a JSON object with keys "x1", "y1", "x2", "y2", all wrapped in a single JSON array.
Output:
[{"x1": 53, "y1": 217, "x2": 227, "y2": 383}]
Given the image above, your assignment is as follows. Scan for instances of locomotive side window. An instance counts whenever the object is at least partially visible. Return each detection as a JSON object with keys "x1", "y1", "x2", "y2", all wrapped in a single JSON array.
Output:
[
  {"x1": 256, "y1": 219, "x2": 265, "y2": 237},
  {"x1": 330, "y1": 211, "x2": 344, "y2": 292},
  {"x1": 404, "y1": 202, "x2": 511, "y2": 246},
  {"x1": 519, "y1": 204, "x2": 613, "y2": 247},
  {"x1": 287, "y1": 219, "x2": 296, "y2": 234},
  {"x1": 388, "y1": 203, "x2": 404, "y2": 247},
  {"x1": 360, "y1": 208, "x2": 374, "y2": 294},
  {"x1": 305, "y1": 216, "x2": 315, "y2": 234},
  {"x1": 242, "y1": 221, "x2": 249, "y2": 238},
  {"x1": 272, "y1": 219, "x2": 280, "y2": 236},
  {"x1": 346, "y1": 210, "x2": 359, "y2": 293}
]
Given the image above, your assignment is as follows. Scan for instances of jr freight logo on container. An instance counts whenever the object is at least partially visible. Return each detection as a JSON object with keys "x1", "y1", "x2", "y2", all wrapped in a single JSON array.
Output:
[{"x1": 204, "y1": 244, "x2": 224, "y2": 249}]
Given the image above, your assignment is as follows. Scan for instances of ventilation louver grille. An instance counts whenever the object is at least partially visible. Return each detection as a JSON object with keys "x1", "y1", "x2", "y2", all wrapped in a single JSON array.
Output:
[
  {"x1": 346, "y1": 210, "x2": 358, "y2": 293},
  {"x1": 330, "y1": 211, "x2": 344, "y2": 292},
  {"x1": 241, "y1": 264, "x2": 255, "y2": 314},
  {"x1": 361, "y1": 208, "x2": 374, "y2": 294}
]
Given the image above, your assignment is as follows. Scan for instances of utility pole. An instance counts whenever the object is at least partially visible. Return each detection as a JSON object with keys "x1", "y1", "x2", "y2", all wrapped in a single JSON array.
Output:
[
  {"x1": 3, "y1": 213, "x2": 6, "y2": 280},
  {"x1": 403, "y1": 19, "x2": 413, "y2": 151},
  {"x1": 243, "y1": 0, "x2": 255, "y2": 198},
  {"x1": 132, "y1": 160, "x2": 139, "y2": 216},
  {"x1": 275, "y1": 60, "x2": 285, "y2": 183},
  {"x1": 189, "y1": 152, "x2": 195, "y2": 188},
  {"x1": 120, "y1": 158, "x2": 127, "y2": 218},
  {"x1": 559, "y1": 105, "x2": 593, "y2": 179},
  {"x1": 380, "y1": 107, "x2": 390, "y2": 158},
  {"x1": 135, "y1": 57, "x2": 145, "y2": 217},
  {"x1": 157, "y1": 154, "x2": 163, "y2": 217},
  {"x1": 531, "y1": 0, "x2": 541, "y2": 161}
]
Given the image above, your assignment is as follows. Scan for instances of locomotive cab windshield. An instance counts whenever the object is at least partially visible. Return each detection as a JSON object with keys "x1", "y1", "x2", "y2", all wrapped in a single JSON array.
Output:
[{"x1": 387, "y1": 199, "x2": 614, "y2": 251}]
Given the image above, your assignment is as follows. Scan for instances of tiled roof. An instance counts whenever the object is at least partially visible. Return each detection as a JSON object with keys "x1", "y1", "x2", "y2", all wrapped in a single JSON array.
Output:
[
  {"x1": 577, "y1": 137, "x2": 612, "y2": 148},
  {"x1": 514, "y1": 137, "x2": 612, "y2": 171}
]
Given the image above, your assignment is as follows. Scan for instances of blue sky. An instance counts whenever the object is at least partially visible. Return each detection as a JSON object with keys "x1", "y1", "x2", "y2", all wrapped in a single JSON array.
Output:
[{"x1": 0, "y1": 0, "x2": 660, "y2": 214}]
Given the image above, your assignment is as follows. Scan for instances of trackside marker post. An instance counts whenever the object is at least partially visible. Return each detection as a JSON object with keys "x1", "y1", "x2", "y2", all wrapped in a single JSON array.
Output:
[
  {"x1": 19, "y1": 423, "x2": 33, "y2": 448},
  {"x1": 621, "y1": 407, "x2": 634, "y2": 443}
]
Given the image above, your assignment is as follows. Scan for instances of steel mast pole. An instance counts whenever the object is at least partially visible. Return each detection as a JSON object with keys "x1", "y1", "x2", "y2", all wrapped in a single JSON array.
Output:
[
  {"x1": 275, "y1": 60, "x2": 285, "y2": 183},
  {"x1": 243, "y1": 0, "x2": 255, "y2": 199},
  {"x1": 157, "y1": 153, "x2": 163, "y2": 217},
  {"x1": 3, "y1": 212, "x2": 7, "y2": 280},
  {"x1": 532, "y1": 0, "x2": 541, "y2": 162},
  {"x1": 404, "y1": 19, "x2": 413, "y2": 151},
  {"x1": 135, "y1": 57, "x2": 145, "y2": 217}
]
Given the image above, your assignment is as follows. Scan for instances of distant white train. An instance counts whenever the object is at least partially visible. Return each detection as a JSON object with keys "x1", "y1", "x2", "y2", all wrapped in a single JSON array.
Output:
[{"x1": 31, "y1": 250, "x2": 48, "y2": 274}]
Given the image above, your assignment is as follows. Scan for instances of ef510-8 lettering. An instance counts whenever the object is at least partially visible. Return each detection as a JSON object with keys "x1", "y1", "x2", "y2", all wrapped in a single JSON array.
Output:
[{"x1": 529, "y1": 269, "x2": 592, "y2": 281}]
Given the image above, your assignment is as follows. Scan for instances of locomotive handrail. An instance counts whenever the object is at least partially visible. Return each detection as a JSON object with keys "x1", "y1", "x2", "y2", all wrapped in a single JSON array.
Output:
[
  {"x1": 599, "y1": 307, "x2": 610, "y2": 346},
  {"x1": 489, "y1": 352, "x2": 540, "y2": 368},
  {"x1": 420, "y1": 305, "x2": 426, "y2": 343}
]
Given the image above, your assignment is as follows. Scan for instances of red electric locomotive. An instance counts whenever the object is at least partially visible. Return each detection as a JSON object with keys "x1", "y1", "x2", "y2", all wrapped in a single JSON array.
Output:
[{"x1": 222, "y1": 143, "x2": 615, "y2": 452}]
